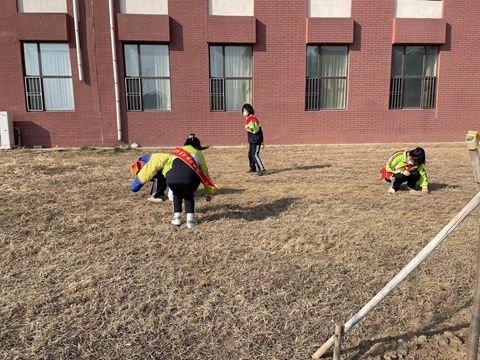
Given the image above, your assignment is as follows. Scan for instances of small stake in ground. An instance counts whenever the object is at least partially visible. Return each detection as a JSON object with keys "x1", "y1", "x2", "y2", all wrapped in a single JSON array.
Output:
[{"x1": 333, "y1": 323, "x2": 344, "y2": 360}]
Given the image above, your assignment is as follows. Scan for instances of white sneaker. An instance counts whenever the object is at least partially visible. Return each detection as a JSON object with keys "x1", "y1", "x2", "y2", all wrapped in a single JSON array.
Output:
[
  {"x1": 147, "y1": 196, "x2": 164, "y2": 203},
  {"x1": 407, "y1": 186, "x2": 417, "y2": 193},
  {"x1": 171, "y1": 213, "x2": 182, "y2": 226},
  {"x1": 186, "y1": 213, "x2": 197, "y2": 229},
  {"x1": 187, "y1": 219, "x2": 198, "y2": 229},
  {"x1": 388, "y1": 186, "x2": 396, "y2": 194}
]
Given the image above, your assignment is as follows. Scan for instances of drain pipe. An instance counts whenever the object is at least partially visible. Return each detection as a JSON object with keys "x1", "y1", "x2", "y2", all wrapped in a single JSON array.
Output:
[
  {"x1": 108, "y1": 0, "x2": 122, "y2": 142},
  {"x1": 72, "y1": 0, "x2": 84, "y2": 81}
]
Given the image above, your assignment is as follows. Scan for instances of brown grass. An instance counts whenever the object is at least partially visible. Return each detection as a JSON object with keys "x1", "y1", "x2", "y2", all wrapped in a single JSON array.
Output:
[{"x1": 0, "y1": 144, "x2": 478, "y2": 359}]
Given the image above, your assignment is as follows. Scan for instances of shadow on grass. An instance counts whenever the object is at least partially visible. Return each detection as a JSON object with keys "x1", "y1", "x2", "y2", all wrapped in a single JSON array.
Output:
[
  {"x1": 204, "y1": 197, "x2": 297, "y2": 221},
  {"x1": 215, "y1": 187, "x2": 246, "y2": 196},
  {"x1": 267, "y1": 164, "x2": 332, "y2": 175},
  {"x1": 194, "y1": 187, "x2": 246, "y2": 197},
  {"x1": 429, "y1": 183, "x2": 461, "y2": 192}
]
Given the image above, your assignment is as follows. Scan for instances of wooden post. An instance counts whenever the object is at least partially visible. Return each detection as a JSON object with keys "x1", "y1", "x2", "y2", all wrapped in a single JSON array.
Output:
[
  {"x1": 312, "y1": 191, "x2": 480, "y2": 359},
  {"x1": 466, "y1": 131, "x2": 480, "y2": 191},
  {"x1": 468, "y1": 224, "x2": 480, "y2": 360},
  {"x1": 333, "y1": 324, "x2": 344, "y2": 360},
  {"x1": 467, "y1": 130, "x2": 480, "y2": 360}
]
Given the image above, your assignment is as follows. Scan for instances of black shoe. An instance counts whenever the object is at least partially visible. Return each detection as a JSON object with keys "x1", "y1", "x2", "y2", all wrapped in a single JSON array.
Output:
[
  {"x1": 257, "y1": 170, "x2": 267, "y2": 176},
  {"x1": 247, "y1": 169, "x2": 256, "y2": 173}
]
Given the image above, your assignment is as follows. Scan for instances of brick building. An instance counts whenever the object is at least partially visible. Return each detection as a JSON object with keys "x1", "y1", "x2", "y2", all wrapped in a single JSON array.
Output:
[{"x1": 0, "y1": 0, "x2": 478, "y2": 148}]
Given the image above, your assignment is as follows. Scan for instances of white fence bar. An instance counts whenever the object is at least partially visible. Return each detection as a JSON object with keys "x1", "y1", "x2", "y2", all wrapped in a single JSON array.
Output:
[{"x1": 313, "y1": 191, "x2": 480, "y2": 359}]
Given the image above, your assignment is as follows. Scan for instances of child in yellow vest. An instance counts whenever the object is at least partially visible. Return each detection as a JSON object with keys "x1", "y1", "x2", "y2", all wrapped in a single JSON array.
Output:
[
  {"x1": 163, "y1": 134, "x2": 216, "y2": 228},
  {"x1": 381, "y1": 147, "x2": 429, "y2": 194}
]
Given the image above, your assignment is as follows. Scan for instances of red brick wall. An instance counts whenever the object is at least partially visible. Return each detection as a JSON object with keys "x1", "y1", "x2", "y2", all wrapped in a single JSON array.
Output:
[
  {"x1": 393, "y1": 19, "x2": 446, "y2": 44},
  {"x1": 15, "y1": 13, "x2": 70, "y2": 41},
  {"x1": 0, "y1": 0, "x2": 478, "y2": 147},
  {"x1": 206, "y1": 16, "x2": 256, "y2": 44},
  {"x1": 117, "y1": 14, "x2": 170, "y2": 42},
  {"x1": 306, "y1": 18, "x2": 354, "y2": 44}
]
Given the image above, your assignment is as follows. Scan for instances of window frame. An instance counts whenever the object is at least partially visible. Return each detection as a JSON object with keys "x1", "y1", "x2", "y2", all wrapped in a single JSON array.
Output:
[
  {"x1": 389, "y1": 45, "x2": 438, "y2": 110},
  {"x1": 22, "y1": 42, "x2": 74, "y2": 112},
  {"x1": 305, "y1": 45, "x2": 349, "y2": 111},
  {"x1": 123, "y1": 43, "x2": 172, "y2": 112},
  {"x1": 209, "y1": 45, "x2": 253, "y2": 112}
]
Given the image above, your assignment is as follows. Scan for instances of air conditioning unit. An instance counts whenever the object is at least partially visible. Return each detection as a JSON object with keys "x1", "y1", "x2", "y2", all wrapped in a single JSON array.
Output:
[{"x1": 0, "y1": 111, "x2": 15, "y2": 150}]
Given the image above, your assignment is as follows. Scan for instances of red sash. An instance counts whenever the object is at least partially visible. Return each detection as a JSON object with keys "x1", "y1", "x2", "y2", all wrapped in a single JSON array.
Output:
[{"x1": 172, "y1": 147, "x2": 217, "y2": 188}]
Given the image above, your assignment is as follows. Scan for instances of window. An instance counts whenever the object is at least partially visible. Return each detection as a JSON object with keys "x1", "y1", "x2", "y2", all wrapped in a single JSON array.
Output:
[
  {"x1": 390, "y1": 46, "x2": 438, "y2": 109},
  {"x1": 306, "y1": 46, "x2": 348, "y2": 110},
  {"x1": 120, "y1": 0, "x2": 168, "y2": 15},
  {"x1": 124, "y1": 44, "x2": 171, "y2": 111},
  {"x1": 209, "y1": 46, "x2": 252, "y2": 111},
  {"x1": 208, "y1": 0, "x2": 253, "y2": 16},
  {"x1": 23, "y1": 43, "x2": 74, "y2": 111},
  {"x1": 394, "y1": 0, "x2": 442, "y2": 19},
  {"x1": 308, "y1": 0, "x2": 351, "y2": 18},
  {"x1": 18, "y1": 0, "x2": 67, "y2": 13}
]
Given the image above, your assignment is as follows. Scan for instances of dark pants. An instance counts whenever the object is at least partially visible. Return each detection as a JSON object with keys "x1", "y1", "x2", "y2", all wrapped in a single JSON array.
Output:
[
  {"x1": 391, "y1": 169, "x2": 420, "y2": 191},
  {"x1": 150, "y1": 173, "x2": 167, "y2": 198},
  {"x1": 168, "y1": 183, "x2": 199, "y2": 213},
  {"x1": 248, "y1": 143, "x2": 265, "y2": 172}
]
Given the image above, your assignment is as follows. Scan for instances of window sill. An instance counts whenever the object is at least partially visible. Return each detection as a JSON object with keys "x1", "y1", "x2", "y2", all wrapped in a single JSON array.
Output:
[
  {"x1": 127, "y1": 110, "x2": 172, "y2": 112},
  {"x1": 305, "y1": 109, "x2": 348, "y2": 112},
  {"x1": 388, "y1": 108, "x2": 436, "y2": 111},
  {"x1": 27, "y1": 110, "x2": 75, "y2": 113}
]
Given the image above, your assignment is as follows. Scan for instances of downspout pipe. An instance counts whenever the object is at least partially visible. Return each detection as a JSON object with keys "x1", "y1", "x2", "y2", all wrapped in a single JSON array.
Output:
[
  {"x1": 72, "y1": 0, "x2": 84, "y2": 81},
  {"x1": 108, "y1": 0, "x2": 122, "y2": 142}
]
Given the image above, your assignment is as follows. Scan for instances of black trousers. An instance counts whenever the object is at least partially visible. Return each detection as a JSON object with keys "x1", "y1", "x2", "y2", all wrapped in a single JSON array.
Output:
[
  {"x1": 391, "y1": 169, "x2": 420, "y2": 191},
  {"x1": 150, "y1": 173, "x2": 167, "y2": 198},
  {"x1": 168, "y1": 183, "x2": 199, "y2": 213},
  {"x1": 248, "y1": 143, "x2": 265, "y2": 172}
]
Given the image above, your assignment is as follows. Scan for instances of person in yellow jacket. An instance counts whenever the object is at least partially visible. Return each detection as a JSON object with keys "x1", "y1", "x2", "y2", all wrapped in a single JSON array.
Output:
[
  {"x1": 163, "y1": 134, "x2": 217, "y2": 229},
  {"x1": 381, "y1": 147, "x2": 429, "y2": 194},
  {"x1": 130, "y1": 153, "x2": 170, "y2": 202}
]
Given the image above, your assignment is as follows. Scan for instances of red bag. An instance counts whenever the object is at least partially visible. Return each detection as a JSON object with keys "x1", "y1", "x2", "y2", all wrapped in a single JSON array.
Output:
[
  {"x1": 380, "y1": 165, "x2": 392, "y2": 181},
  {"x1": 380, "y1": 164, "x2": 414, "y2": 181}
]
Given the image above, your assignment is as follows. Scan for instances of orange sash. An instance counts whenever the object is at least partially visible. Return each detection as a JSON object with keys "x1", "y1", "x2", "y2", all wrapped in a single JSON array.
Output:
[{"x1": 172, "y1": 147, "x2": 217, "y2": 188}]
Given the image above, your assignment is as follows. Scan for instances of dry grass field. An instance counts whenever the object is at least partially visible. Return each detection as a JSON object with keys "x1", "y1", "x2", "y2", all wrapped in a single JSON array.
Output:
[{"x1": 1, "y1": 143, "x2": 479, "y2": 359}]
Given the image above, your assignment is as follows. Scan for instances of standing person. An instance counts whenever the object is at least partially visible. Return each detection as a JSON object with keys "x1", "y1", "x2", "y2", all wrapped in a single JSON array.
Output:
[
  {"x1": 130, "y1": 153, "x2": 170, "y2": 202},
  {"x1": 163, "y1": 134, "x2": 216, "y2": 229},
  {"x1": 242, "y1": 103, "x2": 266, "y2": 176},
  {"x1": 381, "y1": 147, "x2": 429, "y2": 194}
]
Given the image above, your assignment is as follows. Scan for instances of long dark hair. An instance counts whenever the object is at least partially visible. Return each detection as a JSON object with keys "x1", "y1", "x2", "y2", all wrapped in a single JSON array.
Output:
[
  {"x1": 184, "y1": 133, "x2": 208, "y2": 150},
  {"x1": 409, "y1": 147, "x2": 426, "y2": 165}
]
